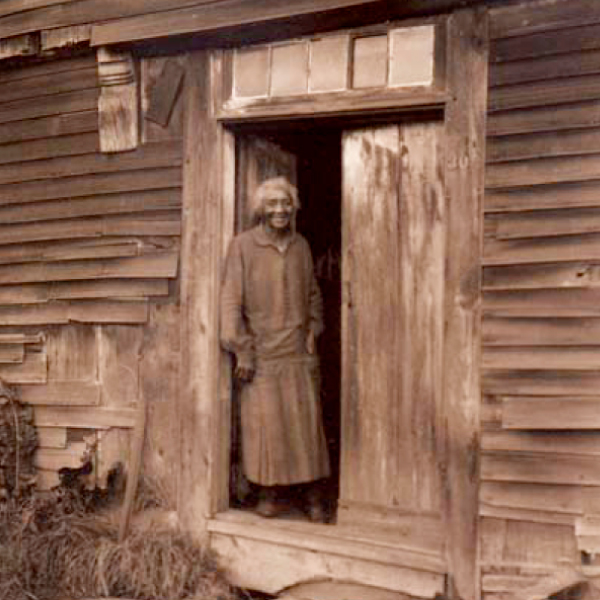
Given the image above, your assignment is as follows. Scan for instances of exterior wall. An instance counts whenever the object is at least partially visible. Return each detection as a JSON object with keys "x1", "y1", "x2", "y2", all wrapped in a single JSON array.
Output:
[
  {"x1": 0, "y1": 53, "x2": 183, "y2": 500},
  {"x1": 481, "y1": 0, "x2": 600, "y2": 596}
]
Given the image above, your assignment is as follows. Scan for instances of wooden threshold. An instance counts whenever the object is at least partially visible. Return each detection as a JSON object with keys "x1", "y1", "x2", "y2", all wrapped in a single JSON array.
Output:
[{"x1": 208, "y1": 510, "x2": 446, "y2": 598}]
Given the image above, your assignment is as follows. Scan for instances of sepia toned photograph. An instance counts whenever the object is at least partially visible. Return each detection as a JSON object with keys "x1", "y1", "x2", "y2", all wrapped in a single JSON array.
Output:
[{"x1": 0, "y1": 1, "x2": 597, "y2": 600}]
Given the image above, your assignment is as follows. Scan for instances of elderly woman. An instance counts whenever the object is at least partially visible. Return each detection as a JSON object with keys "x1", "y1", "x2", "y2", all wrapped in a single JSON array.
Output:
[{"x1": 220, "y1": 176, "x2": 330, "y2": 521}]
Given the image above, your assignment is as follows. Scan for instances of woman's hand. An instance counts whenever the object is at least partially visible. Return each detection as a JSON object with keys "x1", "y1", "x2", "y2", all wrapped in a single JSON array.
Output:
[{"x1": 235, "y1": 356, "x2": 255, "y2": 383}]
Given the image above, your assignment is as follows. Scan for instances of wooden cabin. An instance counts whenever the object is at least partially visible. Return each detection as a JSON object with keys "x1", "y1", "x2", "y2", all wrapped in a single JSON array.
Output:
[{"x1": 0, "y1": 1, "x2": 599, "y2": 599}]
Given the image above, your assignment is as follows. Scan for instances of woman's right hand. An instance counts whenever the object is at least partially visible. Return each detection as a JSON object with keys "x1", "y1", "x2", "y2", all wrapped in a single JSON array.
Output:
[{"x1": 235, "y1": 357, "x2": 255, "y2": 383}]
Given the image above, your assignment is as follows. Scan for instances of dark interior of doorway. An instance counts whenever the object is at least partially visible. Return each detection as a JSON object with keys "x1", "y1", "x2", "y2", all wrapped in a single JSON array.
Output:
[{"x1": 230, "y1": 124, "x2": 342, "y2": 523}]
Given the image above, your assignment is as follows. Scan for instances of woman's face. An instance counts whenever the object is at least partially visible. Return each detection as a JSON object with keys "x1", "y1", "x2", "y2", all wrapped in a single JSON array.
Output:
[{"x1": 263, "y1": 190, "x2": 294, "y2": 231}]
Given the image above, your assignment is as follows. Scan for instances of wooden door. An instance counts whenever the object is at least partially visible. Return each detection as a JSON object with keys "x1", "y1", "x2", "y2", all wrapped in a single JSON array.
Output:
[{"x1": 340, "y1": 121, "x2": 446, "y2": 553}]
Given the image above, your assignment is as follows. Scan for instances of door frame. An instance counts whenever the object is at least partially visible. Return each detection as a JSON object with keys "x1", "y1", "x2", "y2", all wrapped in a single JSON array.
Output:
[{"x1": 178, "y1": 9, "x2": 488, "y2": 600}]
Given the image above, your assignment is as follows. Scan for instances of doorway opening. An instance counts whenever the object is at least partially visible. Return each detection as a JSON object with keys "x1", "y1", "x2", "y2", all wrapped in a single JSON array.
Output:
[{"x1": 229, "y1": 123, "x2": 343, "y2": 522}]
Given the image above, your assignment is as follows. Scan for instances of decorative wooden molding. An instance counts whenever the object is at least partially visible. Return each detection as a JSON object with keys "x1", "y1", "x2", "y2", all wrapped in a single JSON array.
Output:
[{"x1": 97, "y1": 46, "x2": 139, "y2": 153}]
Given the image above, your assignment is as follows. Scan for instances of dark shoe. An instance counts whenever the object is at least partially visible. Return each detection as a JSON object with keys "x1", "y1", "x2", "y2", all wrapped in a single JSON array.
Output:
[
  {"x1": 256, "y1": 487, "x2": 281, "y2": 518},
  {"x1": 305, "y1": 487, "x2": 326, "y2": 522},
  {"x1": 256, "y1": 497, "x2": 279, "y2": 517},
  {"x1": 307, "y1": 500, "x2": 326, "y2": 522}
]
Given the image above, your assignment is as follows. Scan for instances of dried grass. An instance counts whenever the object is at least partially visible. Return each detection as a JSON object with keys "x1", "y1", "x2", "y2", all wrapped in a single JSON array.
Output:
[{"x1": 0, "y1": 506, "x2": 236, "y2": 600}]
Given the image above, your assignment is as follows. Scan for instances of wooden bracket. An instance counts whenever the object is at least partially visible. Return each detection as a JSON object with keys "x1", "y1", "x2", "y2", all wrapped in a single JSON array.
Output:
[{"x1": 97, "y1": 46, "x2": 139, "y2": 153}]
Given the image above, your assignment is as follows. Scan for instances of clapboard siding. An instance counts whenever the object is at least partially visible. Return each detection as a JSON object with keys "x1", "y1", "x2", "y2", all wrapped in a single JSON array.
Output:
[
  {"x1": 482, "y1": 1, "x2": 600, "y2": 588},
  {"x1": 0, "y1": 54, "x2": 182, "y2": 316},
  {"x1": 0, "y1": 54, "x2": 183, "y2": 492}
]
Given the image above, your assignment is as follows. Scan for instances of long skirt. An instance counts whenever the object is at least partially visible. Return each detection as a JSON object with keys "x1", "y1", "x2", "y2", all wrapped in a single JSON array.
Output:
[{"x1": 240, "y1": 355, "x2": 330, "y2": 486}]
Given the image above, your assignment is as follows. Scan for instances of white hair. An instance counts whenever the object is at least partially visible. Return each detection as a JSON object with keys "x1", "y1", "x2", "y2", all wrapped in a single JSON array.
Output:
[{"x1": 251, "y1": 176, "x2": 300, "y2": 224}]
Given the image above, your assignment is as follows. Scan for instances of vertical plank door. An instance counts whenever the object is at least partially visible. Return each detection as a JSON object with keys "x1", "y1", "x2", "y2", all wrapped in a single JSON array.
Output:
[{"x1": 340, "y1": 120, "x2": 446, "y2": 555}]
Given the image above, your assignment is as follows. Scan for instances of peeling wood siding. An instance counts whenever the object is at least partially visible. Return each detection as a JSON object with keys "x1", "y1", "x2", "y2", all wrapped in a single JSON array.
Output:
[
  {"x1": 481, "y1": 0, "x2": 600, "y2": 595},
  {"x1": 0, "y1": 53, "x2": 183, "y2": 496}
]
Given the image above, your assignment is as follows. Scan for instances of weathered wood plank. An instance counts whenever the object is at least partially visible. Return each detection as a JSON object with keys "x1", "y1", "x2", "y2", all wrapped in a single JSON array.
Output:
[
  {"x1": 483, "y1": 234, "x2": 600, "y2": 266},
  {"x1": 488, "y1": 75, "x2": 600, "y2": 113},
  {"x1": 0, "y1": 344, "x2": 24, "y2": 363},
  {"x1": 481, "y1": 519, "x2": 578, "y2": 566},
  {"x1": 0, "y1": 132, "x2": 98, "y2": 165},
  {"x1": 503, "y1": 397, "x2": 600, "y2": 430},
  {"x1": 491, "y1": 22, "x2": 600, "y2": 62},
  {"x1": 35, "y1": 443, "x2": 88, "y2": 471},
  {"x1": 489, "y1": 0, "x2": 600, "y2": 39},
  {"x1": 483, "y1": 347, "x2": 600, "y2": 370},
  {"x1": 0, "y1": 333, "x2": 43, "y2": 344},
  {"x1": 0, "y1": 212, "x2": 180, "y2": 245},
  {"x1": 482, "y1": 430, "x2": 600, "y2": 456},
  {"x1": 91, "y1": 0, "x2": 385, "y2": 46},
  {"x1": 0, "y1": 66, "x2": 97, "y2": 106},
  {"x1": 487, "y1": 101, "x2": 600, "y2": 139},
  {"x1": 0, "y1": 239, "x2": 138, "y2": 265},
  {"x1": 145, "y1": 58, "x2": 185, "y2": 127},
  {"x1": 0, "y1": 0, "x2": 217, "y2": 38},
  {"x1": 0, "y1": 167, "x2": 181, "y2": 205},
  {"x1": 483, "y1": 288, "x2": 600, "y2": 317},
  {"x1": 179, "y1": 51, "x2": 228, "y2": 537},
  {"x1": 483, "y1": 316, "x2": 600, "y2": 346},
  {"x1": 487, "y1": 128, "x2": 600, "y2": 164},
  {"x1": 443, "y1": 10, "x2": 487, "y2": 600},
  {"x1": 336, "y1": 503, "x2": 445, "y2": 556},
  {"x1": 0, "y1": 55, "x2": 92, "y2": 84},
  {"x1": 0, "y1": 110, "x2": 97, "y2": 145},
  {"x1": 0, "y1": 252, "x2": 178, "y2": 284},
  {"x1": 0, "y1": 351, "x2": 46, "y2": 384},
  {"x1": 41, "y1": 25, "x2": 91, "y2": 51},
  {"x1": 490, "y1": 49, "x2": 600, "y2": 88},
  {"x1": 489, "y1": 208, "x2": 600, "y2": 239},
  {"x1": 34, "y1": 405, "x2": 137, "y2": 428},
  {"x1": 481, "y1": 451, "x2": 600, "y2": 485},
  {"x1": 341, "y1": 122, "x2": 444, "y2": 514},
  {"x1": 486, "y1": 153, "x2": 600, "y2": 189},
  {"x1": 485, "y1": 180, "x2": 600, "y2": 213},
  {"x1": 0, "y1": 280, "x2": 169, "y2": 304},
  {"x1": 210, "y1": 514, "x2": 446, "y2": 574},
  {"x1": 0, "y1": 188, "x2": 180, "y2": 223},
  {"x1": 19, "y1": 381, "x2": 101, "y2": 406},
  {"x1": 0, "y1": 0, "x2": 82, "y2": 19},
  {"x1": 210, "y1": 531, "x2": 444, "y2": 598},
  {"x1": 46, "y1": 324, "x2": 96, "y2": 381},
  {"x1": 0, "y1": 141, "x2": 181, "y2": 185},
  {"x1": 37, "y1": 426, "x2": 67, "y2": 449},
  {"x1": 484, "y1": 370, "x2": 600, "y2": 397},
  {"x1": 0, "y1": 33, "x2": 39, "y2": 61},
  {"x1": 141, "y1": 56, "x2": 185, "y2": 143},
  {"x1": 0, "y1": 88, "x2": 98, "y2": 125},
  {"x1": 0, "y1": 301, "x2": 148, "y2": 325},
  {"x1": 483, "y1": 262, "x2": 600, "y2": 291},
  {"x1": 139, "y1": 303, "x2": 180, "y2": 505}
]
